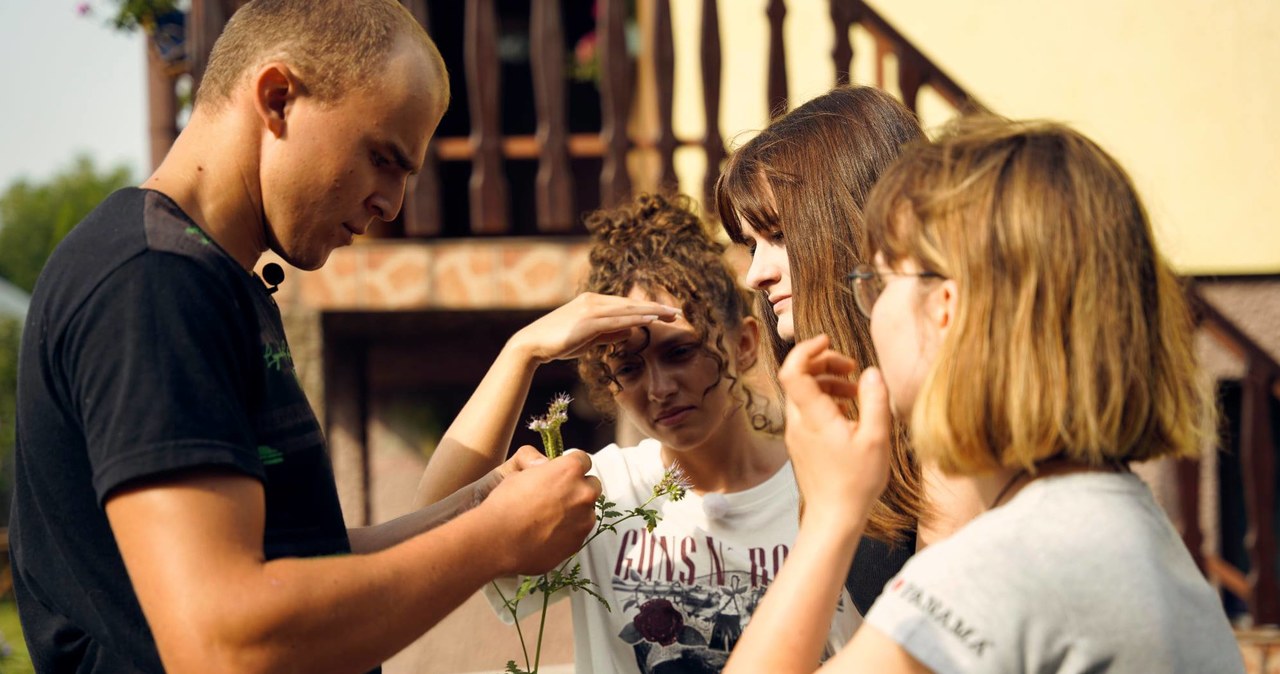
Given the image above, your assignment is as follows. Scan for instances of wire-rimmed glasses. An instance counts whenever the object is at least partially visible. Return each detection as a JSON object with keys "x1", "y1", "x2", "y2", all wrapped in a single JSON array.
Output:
[{"x1": 846, "y1": 263, "x2": 945, "y2": 318}]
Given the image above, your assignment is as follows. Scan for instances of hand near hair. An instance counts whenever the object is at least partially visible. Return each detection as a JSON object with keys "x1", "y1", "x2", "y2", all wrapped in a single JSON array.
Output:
[
  {"x1": 778, "y1": 335, "x2": 892, "y2": 528},
  {"x1": 510, "y1": 292, "x2": 680, "y2": 364}
]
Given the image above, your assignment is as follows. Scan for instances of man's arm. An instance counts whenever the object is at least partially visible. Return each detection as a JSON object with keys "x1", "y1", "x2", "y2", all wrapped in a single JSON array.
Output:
[
  {"x1": 107, "y1": 452, "x2": 599, "y2": 674},
  {"x1": 413, "y1": 293, "x2": 678, "y2": 507}
]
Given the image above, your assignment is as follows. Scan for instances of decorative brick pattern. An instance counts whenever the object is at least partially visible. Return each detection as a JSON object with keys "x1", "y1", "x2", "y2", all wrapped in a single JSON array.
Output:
[{"x1": 281, "y1": 239, "x2": 591, "y2": 313}]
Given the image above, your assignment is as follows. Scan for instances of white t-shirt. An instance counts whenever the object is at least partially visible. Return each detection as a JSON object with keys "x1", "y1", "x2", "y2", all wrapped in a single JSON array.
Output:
[
  {"x1": 865, "y1": 471, "x2": 1244, "y2": 674},
  {"x1": 487, "y1": 439, "x2": 858, "y2": 673}
]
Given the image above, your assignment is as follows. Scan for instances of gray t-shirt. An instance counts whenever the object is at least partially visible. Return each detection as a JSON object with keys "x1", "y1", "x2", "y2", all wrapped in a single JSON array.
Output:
[{"x1": 865, "y1": 472, "x2": 1243, "y2": 673}]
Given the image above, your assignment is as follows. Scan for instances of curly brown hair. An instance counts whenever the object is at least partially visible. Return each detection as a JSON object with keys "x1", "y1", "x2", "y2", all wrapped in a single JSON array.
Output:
[{"x1": 576, "y1": 194, "x2": 774, "y2": 432}]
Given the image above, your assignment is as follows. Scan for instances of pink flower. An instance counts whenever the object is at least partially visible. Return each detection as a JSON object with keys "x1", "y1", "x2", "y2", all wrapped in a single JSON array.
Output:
[
  {"x1": 76, "y1": 2, "x2": 92, "y2": 16},
  {"x1": 574, "y1": 31, "x2": 597, "y2": 67}
]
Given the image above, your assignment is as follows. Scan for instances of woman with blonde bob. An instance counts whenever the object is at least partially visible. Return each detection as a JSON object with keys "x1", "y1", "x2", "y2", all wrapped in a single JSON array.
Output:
[{"x1": 724, "y1": 118, "x2": 1244, "y2": 673}]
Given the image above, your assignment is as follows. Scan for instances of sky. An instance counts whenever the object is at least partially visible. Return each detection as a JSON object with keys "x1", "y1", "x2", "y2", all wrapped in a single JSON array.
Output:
[{"x1": 0, "y1": 1, "x2": 148, "y2": 189}]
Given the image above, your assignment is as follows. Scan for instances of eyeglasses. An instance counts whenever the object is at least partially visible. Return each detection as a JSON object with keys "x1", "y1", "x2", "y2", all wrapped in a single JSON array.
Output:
[{"x1": 846, "y1": 263, "x2": 945, "y2": 318}]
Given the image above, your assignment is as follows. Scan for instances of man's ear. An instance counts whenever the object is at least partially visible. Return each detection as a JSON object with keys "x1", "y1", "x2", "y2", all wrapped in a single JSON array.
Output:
[
  {"x1": 735, "y1": 316, "x2": 762, "y2": 372},
  {"x1": 252, "y1": 63, "x2": 299, "y2": 138}
]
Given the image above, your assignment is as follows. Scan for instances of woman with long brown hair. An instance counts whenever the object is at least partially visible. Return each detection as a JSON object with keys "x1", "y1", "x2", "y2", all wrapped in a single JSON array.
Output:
[{"x1": 716, "y1": 86, "x2": 930, "y2": 612}]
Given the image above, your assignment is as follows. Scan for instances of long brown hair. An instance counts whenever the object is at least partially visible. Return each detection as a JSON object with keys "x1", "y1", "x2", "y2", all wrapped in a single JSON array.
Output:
[
  {"x1": 716, "y1": 86, "x2": 926, "y2": 542},
  {"x1": 865, "y1": 117, "x2": 1213, "y2": 473}
]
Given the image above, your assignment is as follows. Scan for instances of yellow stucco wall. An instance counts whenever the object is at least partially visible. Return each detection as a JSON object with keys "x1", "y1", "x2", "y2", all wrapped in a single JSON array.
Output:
[{"x1": 667, "y1": 0, "x2": 1280, "y2": 275}]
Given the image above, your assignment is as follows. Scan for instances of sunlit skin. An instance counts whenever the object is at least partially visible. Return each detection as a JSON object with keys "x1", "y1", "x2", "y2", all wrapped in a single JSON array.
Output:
[
  {"x1": 742, "y1": 227, "x2": 794, "y2": 341},
  {"x1": 255, "y1": 36, "x2": 441, "y2": 270},
  {"x1": 606, "y1": 287, "x2": 785, "y2": 493},
  {"x1": 143, "y1": 32, "x2": 443, "y2": 272},
  {"x1": 866, "y1": 255, "x2": 945, "y2": 418}
]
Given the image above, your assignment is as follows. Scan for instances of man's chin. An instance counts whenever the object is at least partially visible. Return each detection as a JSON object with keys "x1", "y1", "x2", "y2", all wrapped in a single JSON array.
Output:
[{"x1": 269, "y1": 246, "x2": 330, "y2": 273}]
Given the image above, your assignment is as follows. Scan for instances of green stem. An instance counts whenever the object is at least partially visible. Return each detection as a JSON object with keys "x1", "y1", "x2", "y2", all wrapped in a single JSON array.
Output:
[
  {"x1": 534, "y1": 574, "x2": 552, "y2": 674},
  {"x1": 504, "y1": 487, "x2": 670, "y2": 672},
  {"x1": 491, "y1": 581, "x2": 532, "y2": 673},
  {"x1": 538, "y1": 428, "x2": 563, "y2": 459}
]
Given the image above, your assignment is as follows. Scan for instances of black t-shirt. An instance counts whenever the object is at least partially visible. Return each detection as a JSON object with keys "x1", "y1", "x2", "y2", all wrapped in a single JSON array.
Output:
[
  {"x1": 9, "y1": 188, "x2": 352, "y2": 672},
  {"x1": 847, "y1": 531, "x2": 916, "y2": 616}
]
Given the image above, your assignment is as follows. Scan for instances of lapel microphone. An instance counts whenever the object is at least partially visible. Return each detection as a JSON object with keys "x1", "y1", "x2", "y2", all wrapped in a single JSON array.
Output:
[{"x1": 262, "y1": 262, "x2": 285, "y2": 295}]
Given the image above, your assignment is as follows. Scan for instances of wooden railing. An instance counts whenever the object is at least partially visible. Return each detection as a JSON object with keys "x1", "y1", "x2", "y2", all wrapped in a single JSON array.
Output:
[
  {"x1": 165, "y1": 0, "x2": 985, "y2": 238},
  {"x1": 1181, "y1": 285, "x2": 1280, "y2": 625},
  {"x1": 410, "y1": 0, "x2": 988, "y2": 236}
]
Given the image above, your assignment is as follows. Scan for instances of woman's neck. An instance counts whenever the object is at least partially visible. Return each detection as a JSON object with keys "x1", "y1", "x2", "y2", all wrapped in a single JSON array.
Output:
[
  {"x1": 916, "y1": 458, "x2": 1124, "y2": 550},
  {"x1": 660, "y1": 408, "x2": 787, "y2": 495}
]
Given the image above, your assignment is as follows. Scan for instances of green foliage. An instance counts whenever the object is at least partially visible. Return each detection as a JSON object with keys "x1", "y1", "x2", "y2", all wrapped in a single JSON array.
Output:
[
  {"x1": 104, "y1": 0, "x2": 179, "y2": 32},
  {"x1": 0, "y1": 155, "x2": 133, "y2": 293},
  {"x1": 0, "y1": 318, "x2": 21, "y2": 525},
  {"x1": 0, "y1": 600, "x2": 35, "y2": 673},
  {"x1": 493, "y1": 396, "x2": 692, "y2": 673}
]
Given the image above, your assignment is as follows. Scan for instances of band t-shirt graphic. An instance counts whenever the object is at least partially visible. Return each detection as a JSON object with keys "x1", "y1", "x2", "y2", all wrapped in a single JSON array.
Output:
[{"x1": 487, "y1": 439, "x2": 857, "y2": 673}]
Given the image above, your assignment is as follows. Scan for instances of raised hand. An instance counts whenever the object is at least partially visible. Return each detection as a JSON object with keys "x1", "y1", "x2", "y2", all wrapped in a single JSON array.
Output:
[
  {"x1": 778, "y1": 335, "x2": 893, "y2": 526},
  {"x1": 510, "y1": 292, "x2": 680, "y2": 364}
]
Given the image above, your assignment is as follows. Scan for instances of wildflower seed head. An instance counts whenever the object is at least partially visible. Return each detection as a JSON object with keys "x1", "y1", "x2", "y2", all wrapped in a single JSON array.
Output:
[{"x1": 654, "y1": 461, "x2": 693, "y2": 502}]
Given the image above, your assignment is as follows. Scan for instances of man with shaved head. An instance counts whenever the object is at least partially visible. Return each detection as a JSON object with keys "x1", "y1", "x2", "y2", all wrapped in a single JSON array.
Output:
[{"x1": 9, "y1": 2, "x2": 600, "y2": 671}]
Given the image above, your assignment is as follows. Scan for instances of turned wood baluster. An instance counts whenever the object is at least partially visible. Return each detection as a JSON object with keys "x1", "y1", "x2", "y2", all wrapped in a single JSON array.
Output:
[
  {"x1": 897, "y1": 50, "x2": 926, "y2": 115},
  {"x1": 465, "y1": 0, "x2": 510, "y2": 234},
  {"x1": 1174, "y1": 456, "x2": 1204, "y2": 573},
  {"x1": 531, "y1": 0, "x2": 574, "y2": 232},
  {"x1": 830, "y1": 0, "x2": 856, "y2": 87},
  {"x1": 400, "y1": 0, "x2": 443, "y2": 237},
  {"x1": 700, "y1": 0, "x2": 724, "y2": 209},
  {"x1": 598, "y1": 0, "x2": 632, "y2": 208},
  {"x1": 186, "y1": 0, "x2": 236, "y2": 87},
  {"x1": 766, "y1": 0, "x2": 788, "y2": 117},
  {"x1": 1241, "y1": 362, "x2": 1280, "y2": 624},
  {"x1": 147, "y1": 39, "x2": 178, "y2": 171},
  {"x1": 651, "y1": 0, "x2": 678, "y2": 190}
]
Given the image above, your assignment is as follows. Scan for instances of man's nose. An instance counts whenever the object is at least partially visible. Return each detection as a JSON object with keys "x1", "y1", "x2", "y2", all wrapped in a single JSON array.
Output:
[{"x1": 368, "y1": 180, "x2": 408, "y2": 222}]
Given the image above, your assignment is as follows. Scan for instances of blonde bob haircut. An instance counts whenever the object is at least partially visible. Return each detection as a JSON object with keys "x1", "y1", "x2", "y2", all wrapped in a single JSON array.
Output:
[
  {"x1": 863, "y1": 117, "x2": 1213, "y2": 475},
  {"x1": 196, "y1": 0, "x2": 448, "y2": 111}
]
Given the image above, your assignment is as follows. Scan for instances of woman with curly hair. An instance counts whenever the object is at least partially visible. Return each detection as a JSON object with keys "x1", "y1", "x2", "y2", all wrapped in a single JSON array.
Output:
[
  {"x1": 430, "y1": 193, "x2": 857, "y2": 673},
  {"x1": 723, "y1": 119, "x2": 1244, "y2": 673}
]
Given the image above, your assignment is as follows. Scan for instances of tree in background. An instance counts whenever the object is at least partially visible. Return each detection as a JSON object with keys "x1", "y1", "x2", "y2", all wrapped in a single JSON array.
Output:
[
  {"x1": 0, "y1": 155, "x2": 133, "y2": 293},
  {"x1": 0, "y1": 318, "x2": 18, "y2": 526}
]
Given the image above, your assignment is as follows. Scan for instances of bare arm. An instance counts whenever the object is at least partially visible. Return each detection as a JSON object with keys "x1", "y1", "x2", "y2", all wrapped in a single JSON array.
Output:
[
  {"x1": 350, "y1": 445, "x2": 544, "y2": 553},
  {"x1": 724, "y1": 336, "x2": 924, "y2": 674},
  {"x1": 413, "y1": 293, "x2": 678, "y2": 507},
  {"x1": 107, "y1": 452, "x2": 600, "y2": 674}
]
